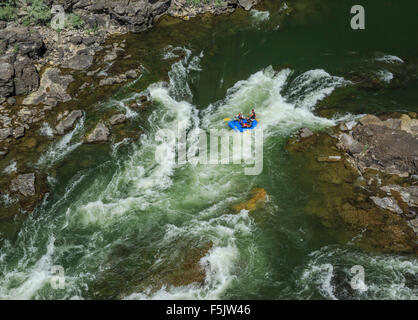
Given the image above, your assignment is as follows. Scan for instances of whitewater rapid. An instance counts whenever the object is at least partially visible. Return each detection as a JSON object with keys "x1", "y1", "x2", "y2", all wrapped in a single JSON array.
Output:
[{"x1": 1, "y1": 46, "x2": 415, "y2": 300}]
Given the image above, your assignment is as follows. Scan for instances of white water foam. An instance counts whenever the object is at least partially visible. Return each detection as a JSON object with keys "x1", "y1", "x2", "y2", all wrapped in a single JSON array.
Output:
[
  {"x1": 3, "y1": 160, "x2": 17, "y2": 173},
  {"x1": 376, "y1": 54, "x2": 404, "y2": 64},
  {"x1": 250, "y1": 9, "x2": 270, "y2": 24},
  {"x1": 0, "y1": 49, "x2": 356, "y2": 300},
  {"x1": 376, "y1": 69, "x2": 394, "y2": 83},
  {"x1": 36, "y1": 116, "x2": 85, "y2": 168},
  {"x1": 298, "y1": 246, "x2": 418, "y2": 300},
  {"x1": 39, "y1": 122, "x2": 54, "y2": 137}
]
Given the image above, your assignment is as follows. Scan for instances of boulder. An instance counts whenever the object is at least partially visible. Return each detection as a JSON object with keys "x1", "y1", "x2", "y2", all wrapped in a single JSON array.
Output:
[
  {"x1": 337, "y1": 133, "x2": 363, "y2": 154},
  {"x1": 339, "y1": 123, "x2": 349, "y2": 132},
  {"x1": 352, "y1": 123, "x2": 418, "y2": 176},
  {"x1": 109, "y1": 113, "x2": 126, "y2": 125},
  {"x1": 299, "y1": 127, "x2": 313, "y2": 139},
  {"x1": 85, "y1": 121, "x2": 110, "y2": 143},
  {"x1": 0, "y1": 62, "x2": 15, "y2": 98},
  {"x1": 0, "y1": 127, "x2": 13, "y2": 140},
  {"x1": 55, "y1": 110, "x2": 83, "y2": 135},
  {"x1": 0, "y1": 149, "x2": 8, "y2": 157},
  {"x1": 10, "y1": 173, "x2": 36, "y2": 197},
  {"x1": 359, "y1": 114, "x2": 383, "y2": 126},
  {"x1": 108, "y1": 0, "x2": 171, "y2": 32},
  {"x1": 103, "y1": 49, "x2": 118, "y2": 62},
  {"x1": 13, "y1": 126, "x2": 25, "y2": 139},
  {"x1": 125, "y1": 69, "x2": 138, "y2": 79},
  {"x1": 398, "y1": 114, "x2": 418, "y2": 135},
  {"x1": 380, "y1": 185, "x2": 418, "y2": 208},
  {"x1": 7, "y1": 97, "x2": 16, "y2": 105},
  {"x1": 238, "y1": 0, "x2": 258, "y2": 11},
  {"x1": 23, "y1": 68, "x2": 73, "y2": 106},
  {"x1": 370, "y1": 196, "x2": 403, "y2": 215},
  {"x1": 383, "y1": 118, "x2": 401, "y2": 130},
  {"x1": 13, "y1": 55, "x2": 39, "y2": 96},
  {"x1": 0, "y1": 27, "x2": 44, "y2": 59},
  {"x1": 62, "y1": 54, "x2": 93, "y2": 70},
  {"x1": 359, "y1": 114, "x2": 382, "y2": 126},
  {"x1": 408, "y1": 218, "x2": 418, "y2": 234}
]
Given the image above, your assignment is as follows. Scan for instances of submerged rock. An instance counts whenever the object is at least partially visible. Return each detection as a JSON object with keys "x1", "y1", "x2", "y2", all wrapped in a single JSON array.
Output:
[
  {"x1": 233, "y1": 188, "x2": 267, "y2": 213},
  {"x1": 0, "y1": 62, "x2": 15, "y2": 98},
  {"x1": 109, "y1": 114, "x2": 126, "y2": 125},
  {"x1": 62, "y1": 54, "x2": 93, "y2": 71},
  {"x1": 55, "y1": 110, "x2": 83, "y2": 135},
  {"x1": 10, "y1": 173, "x2": 35, "y2": 197},
  {"x1": 23, "y1": 68, "x2": 73, "y2": 106},
  {"x1": 286, "y1": 127, "x2": 417, "y2": 254},
  {"x1": 0, "y1": 127, "x2": 13, "y2": 140},
  {"x1": 370, "y1": 196, "x2": 403, "y2": 215},
  {"x1": 85, "y1": 122, "x2": 110, "y2": 143},
  {"x1": 299, "y1": 127, "x2": 313, "y2": 139}
]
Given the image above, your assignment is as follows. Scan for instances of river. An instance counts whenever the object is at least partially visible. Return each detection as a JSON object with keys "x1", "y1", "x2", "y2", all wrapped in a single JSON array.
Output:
[{"x1": 0, "y1": 0, "x2": 417, "y2": 299}]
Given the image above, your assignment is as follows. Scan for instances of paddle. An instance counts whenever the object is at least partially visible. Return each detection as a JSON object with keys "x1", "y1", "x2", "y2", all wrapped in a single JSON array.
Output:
[{"x1": 223, "y1": 118, "x2": 231, "y2": 121}]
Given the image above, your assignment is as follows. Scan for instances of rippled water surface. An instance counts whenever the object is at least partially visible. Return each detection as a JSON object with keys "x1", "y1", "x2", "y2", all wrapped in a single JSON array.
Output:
[{"x1": 0, "y1": 0, "x2": 417, "y2": 299}]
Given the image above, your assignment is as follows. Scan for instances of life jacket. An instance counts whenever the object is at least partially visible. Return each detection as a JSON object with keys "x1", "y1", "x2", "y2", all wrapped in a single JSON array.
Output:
[{"x1": 250, "y1": 112, "x2": 256, "y2": 120}]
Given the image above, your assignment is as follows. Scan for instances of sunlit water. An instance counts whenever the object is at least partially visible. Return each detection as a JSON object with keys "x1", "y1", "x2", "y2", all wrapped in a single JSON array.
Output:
[{"x1": 0, "y1": 0, "x2": 417, "y2": 299}]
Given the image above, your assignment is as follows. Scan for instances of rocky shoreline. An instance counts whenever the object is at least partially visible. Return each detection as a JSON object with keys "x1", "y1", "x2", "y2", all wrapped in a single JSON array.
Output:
[
  {"x1": 1, "y1": 1, "x2": 416, "y2": 257},
  {"x1": 288, "y1": 112, "x2": 418, "y2": 253},
  {"x1": 0, "y1": 0, "x2": 262, "y2": 221}
]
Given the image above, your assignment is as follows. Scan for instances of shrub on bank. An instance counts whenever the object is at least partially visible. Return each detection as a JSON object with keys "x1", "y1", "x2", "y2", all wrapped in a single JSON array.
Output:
[
  {"x1": 25, "y1": 0, "x2": 52, "y2": 25},
  {"x1": 0, "y1": 0, "x2": 17, "y2": 21},
  {"x1": 65, "y1": 13, "x2": 85, "y2": 29}
]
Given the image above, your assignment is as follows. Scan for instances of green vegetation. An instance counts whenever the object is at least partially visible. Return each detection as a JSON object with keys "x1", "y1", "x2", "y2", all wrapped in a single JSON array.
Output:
[
  {"x1": 65, "y1": 13, "x2": 85, "y2": 29},
  {"x1": 0, "y1": 0, "x2": 17, "y2": 21},
  {"x1": 86, "y1": 23, "x2": 99, "y2": 35},
  {"x1": 25, "y1": 0, "x2": 51, "y2": 25},
  {"x1": 186, "y1": 0, "x2": 217, "y2": 6}
]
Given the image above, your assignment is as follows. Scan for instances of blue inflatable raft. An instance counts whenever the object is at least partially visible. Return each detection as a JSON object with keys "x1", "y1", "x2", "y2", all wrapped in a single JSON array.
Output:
[{"x1": 228, "y1": 119, "x2": 258, "y2": 132}]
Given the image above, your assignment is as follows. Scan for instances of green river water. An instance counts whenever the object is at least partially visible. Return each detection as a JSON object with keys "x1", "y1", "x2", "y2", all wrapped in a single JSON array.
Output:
[{"x1": 0, "y1": 0, "x2": 417, "y2": 299}]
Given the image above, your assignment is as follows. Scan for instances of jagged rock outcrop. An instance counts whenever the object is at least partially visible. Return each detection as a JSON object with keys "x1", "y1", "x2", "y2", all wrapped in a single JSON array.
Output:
[
  {"x1": 337, "y1": 114, "x2": 418, "y2": 177},
  {"x1": 62, "y1": 54, "x2": 94, "y2": 70},
  {"x1": 13, "y1": 55, "x2": 40, "y2": 96},
  {"x1": 109, "y1": 113, "x2": 126, "y2": 125},
  {"x1": 10, "y1": 173, "x2": 36, "y2": 197},
  {"x1": 55, "y1": 110, "x2": 83, "y2": 134},
  {"x1": 0, "y1": 26, "x2": 45, "y2": 59},
  {"x1": 85, "y1": 121, "x2": 110, "y2": 143},
  {"x1": 0, "y1": 62, "x2": 15, "y2": 98},
  {"x1": 23, "y1": 67, "x2": 73, "y2": 106},
  {"x1": 287, "y1": 113, "x2": 418, "y2": 253}
]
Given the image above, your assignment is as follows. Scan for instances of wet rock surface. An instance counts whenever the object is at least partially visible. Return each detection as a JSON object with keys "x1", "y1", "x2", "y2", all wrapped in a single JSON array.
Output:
[
  {"x1": 62, "y1": 54, "x2": 94, "y2": 71},
  {"x1": 10, "y1": 173, "x2": 36, "y2": 197},
  {"x1": 22, "y1": 68, "x2": 74, "y2": 107},
  {"x1": 0, "y1": 0, "x2": 262, "y2": 224},
  {"x1": 286, "y1": 114, "x2": 418, "y2": 253},
  {"x1": 85, "y1": 121, "x2": 110, "y2": 143},
  {"x1": 55, "y1": 110, "x2": 83, "y2": 135},
  {"x1": 109, "y1": 114, "x2": 126, "y2": 125},
  {"x1": 339, "y1": 114, "x2": 418, "y2": 177}
]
